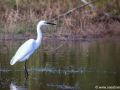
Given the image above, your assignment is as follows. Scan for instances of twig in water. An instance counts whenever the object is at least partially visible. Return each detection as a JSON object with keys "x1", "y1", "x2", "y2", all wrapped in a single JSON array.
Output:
[
  {"x1": 41, "y1": 41, "x2": 66, "y2": 54},
  {"x1": 46, "y1": 0, "x2": 98, "y2": 53}
]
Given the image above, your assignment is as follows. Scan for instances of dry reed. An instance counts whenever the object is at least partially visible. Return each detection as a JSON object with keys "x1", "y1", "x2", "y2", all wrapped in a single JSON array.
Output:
[{"x1": 0, "y1": 0, "x2": 120, "y2": 40}]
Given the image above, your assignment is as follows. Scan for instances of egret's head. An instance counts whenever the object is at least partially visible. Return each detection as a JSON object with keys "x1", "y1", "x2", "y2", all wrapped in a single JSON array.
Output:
[{"x1": 37, "y1": 20, "x2": 56, "y2": 30}]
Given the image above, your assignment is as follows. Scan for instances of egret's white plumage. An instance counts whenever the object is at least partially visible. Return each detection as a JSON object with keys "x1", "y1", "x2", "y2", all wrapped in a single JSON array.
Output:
[
  {"x1": 10, "y1": 20, "x2": 56, "y2": 65},
  {"x1": 10, "y1": 39, "x2": 36, "y2": 65}
]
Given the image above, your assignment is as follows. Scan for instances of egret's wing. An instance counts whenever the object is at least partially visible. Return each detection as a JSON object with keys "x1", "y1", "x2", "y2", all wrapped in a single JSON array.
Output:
[{"x1": 10, "y1": 39, "x2": 36, "y2": 65}]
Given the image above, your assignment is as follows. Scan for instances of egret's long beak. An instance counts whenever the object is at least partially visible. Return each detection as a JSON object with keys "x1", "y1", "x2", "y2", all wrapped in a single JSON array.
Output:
[{"x1": 46, "y1": 22, "x2": 56, "y2": 25}]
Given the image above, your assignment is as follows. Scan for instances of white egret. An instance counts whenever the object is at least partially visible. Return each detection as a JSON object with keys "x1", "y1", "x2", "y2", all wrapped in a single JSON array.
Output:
[{"x1": 10, "y1": 20, "x2": 56, "y2": 78}]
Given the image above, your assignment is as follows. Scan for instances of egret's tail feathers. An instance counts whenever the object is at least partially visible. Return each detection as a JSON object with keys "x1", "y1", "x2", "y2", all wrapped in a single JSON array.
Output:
[{"x1": 10, "y1": 57, "x2": 18, "y2": 65}]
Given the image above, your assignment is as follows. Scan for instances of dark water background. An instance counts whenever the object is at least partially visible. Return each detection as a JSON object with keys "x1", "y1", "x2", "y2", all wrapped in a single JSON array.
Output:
[{"x1": 0, "y1": 38, "x2": 120, "y2": 90}]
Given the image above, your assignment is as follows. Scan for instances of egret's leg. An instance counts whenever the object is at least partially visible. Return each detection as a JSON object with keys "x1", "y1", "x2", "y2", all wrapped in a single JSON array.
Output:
[{"x1": 24, "y1": 61, "x2": 29, "y2": 79}]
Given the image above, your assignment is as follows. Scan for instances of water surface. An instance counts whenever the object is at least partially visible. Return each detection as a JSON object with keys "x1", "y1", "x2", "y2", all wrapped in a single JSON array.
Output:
[{"x1": 0, "y1": 38, "x2": 120, "y2": 90}]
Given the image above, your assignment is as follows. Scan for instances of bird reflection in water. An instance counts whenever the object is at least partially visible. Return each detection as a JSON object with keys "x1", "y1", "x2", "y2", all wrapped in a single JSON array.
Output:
[{"x1": 10, "y1": 83, "x2": 28, "y2": 90}]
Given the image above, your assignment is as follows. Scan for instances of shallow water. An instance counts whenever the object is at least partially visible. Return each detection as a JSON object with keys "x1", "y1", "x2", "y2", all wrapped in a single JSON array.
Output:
[{"x1": 0, "y1": 38, "x2": 120, "y2": 90}]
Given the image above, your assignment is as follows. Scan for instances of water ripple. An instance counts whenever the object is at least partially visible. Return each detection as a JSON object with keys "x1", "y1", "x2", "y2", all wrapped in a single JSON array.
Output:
[
  {"x1": 0, "y1": 68, "x2": 117, "y2": 75},
  {"x1": 47, "y1": 83, "x2": 80, "y2": 90},
  {"x1": 29, "y1": 67, "x2": 117, "y2": 75}
]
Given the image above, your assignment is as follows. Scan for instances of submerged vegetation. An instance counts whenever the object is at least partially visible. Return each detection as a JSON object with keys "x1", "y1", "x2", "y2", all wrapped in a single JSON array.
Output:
[{"x1": 0, "y1": 0, "x2": 120, "y2": 40}]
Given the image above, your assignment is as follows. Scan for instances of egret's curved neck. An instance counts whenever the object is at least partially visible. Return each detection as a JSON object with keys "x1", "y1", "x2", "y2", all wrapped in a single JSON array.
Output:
[{"x1": 36, "y1": 24, "x2": 42, "y2": 44}]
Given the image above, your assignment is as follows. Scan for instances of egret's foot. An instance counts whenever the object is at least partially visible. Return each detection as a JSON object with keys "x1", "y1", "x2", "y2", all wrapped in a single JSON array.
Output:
[
  {"x1": 24, "y1": 68, "x2": 29, "y2": 80},
  {"x1": 25, "y1": 73, "x2": 29, "y2": 80},
  {"x1": 24, "y1": 61, "x2": 29, "y2": 80}
]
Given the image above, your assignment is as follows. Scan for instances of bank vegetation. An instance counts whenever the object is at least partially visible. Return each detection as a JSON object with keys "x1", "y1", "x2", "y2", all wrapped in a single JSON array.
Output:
[{"x1": 0, "y1": 0, "x2": 120, "y2": 40}]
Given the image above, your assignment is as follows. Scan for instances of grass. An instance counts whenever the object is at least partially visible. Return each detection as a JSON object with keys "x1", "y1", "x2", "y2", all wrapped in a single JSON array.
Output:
[{"x1": 0, "y1": 0, "x2": 120, "y2": 40}]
